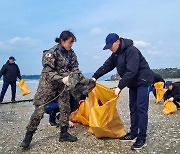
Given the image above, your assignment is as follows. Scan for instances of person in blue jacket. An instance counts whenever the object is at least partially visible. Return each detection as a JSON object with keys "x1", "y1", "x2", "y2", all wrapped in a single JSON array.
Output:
[{"x1": 92, "y1": 33, "x2": 153, "y2": 150}]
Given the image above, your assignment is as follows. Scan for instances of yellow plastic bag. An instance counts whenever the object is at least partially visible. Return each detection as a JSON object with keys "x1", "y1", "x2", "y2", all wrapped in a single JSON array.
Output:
[
  {"x1": 18, "y1": 79, "x2": 31, "y2": 96},
  {"x1": 71, "y1": 100, "x2": 89, "y2": 126},
  {"x1": 154, "y1": 82, "x2": 166, "y2": 103},
  {"x1": 72, "y1": 83, "x2": 126, "y2": 138},
  {"x1": 162, "y1": 100, "x2": 177, "y2": 115}
]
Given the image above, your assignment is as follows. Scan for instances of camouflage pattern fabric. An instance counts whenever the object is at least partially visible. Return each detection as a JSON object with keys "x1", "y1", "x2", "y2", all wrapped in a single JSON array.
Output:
[
  {"x1": 26, "y1": 44, "x2": 95, "y2": 132},
  {"x1": 65, "y1": 70, "x2": 96, "y2": 98},
  {"x1": 26, "y1": 89, "x2": 70, "y2": 131},
  {"x1": 26, "y1": 44, "x2": 79, "y2": 131}
]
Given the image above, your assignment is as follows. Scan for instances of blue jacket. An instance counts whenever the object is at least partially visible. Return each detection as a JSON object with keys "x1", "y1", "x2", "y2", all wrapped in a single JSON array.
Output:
[{"x1": 93, "y1": 38, "x2": 153, "y2": 89}]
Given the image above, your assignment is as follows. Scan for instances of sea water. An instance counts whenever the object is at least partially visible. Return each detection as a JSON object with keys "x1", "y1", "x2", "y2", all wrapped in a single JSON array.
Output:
[{"x1": 0, "y1": 79, "x2": 119, "y2": 103}]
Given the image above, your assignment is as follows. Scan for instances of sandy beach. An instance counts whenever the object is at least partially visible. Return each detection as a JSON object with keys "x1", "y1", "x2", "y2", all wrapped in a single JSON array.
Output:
[{"x1": 0, "y1": 81, "x2": 180, "y2": 154}]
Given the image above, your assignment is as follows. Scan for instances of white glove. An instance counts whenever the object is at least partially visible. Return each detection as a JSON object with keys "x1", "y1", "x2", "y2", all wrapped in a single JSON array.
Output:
[
  {"x1": 92, "y1": 77, "x2": 96, "y2": 82},
  {"x1": 62, "y1": 76, "x2": 69, "y2": 86},
  {"x1": 114, "y1": 87, "x2": 121, "y2": 96},
  {"x1": 168, "y1": 97, "x2": 174, "y2": 102}
]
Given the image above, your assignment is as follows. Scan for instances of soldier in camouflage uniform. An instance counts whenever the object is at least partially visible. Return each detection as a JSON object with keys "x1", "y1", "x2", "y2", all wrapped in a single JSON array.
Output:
[{"x1": 20, "y1": 31, "x2": 94, "y2": 149}]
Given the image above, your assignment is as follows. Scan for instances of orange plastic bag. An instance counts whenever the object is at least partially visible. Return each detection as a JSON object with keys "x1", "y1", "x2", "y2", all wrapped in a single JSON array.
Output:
[
  {"x1": 162, "y1": 100, "x2": 177, "y2": 115},
  {"x1": 72, "y1": 83, "x2": 126, "y2": 138},
  {"x1": 18, "y1": 79, "x2": 31, "y2": 96},
  {"x1": 71, "y1": 100, "x2": 89, "y2": 126},
  {"x1": 154, "y1": 82, "x2": 166, "y2": 103}
]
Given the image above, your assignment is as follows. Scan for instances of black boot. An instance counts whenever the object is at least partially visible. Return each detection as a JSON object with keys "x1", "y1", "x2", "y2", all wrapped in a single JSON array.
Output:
[
  {"x1": 20, "y1": 131, "x2": 34, "y2": 148},
  {"x1": 59, "y1": 126, "x2": 77, "y2": 142}
]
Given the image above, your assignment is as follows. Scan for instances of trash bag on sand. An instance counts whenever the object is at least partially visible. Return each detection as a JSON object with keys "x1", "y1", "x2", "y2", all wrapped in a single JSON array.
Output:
[
  {"x1": 162, "y1": 100, "x2": 177, "y2": 115},
  {"x1": 71, "y1": 83, "x2": 126, "y2": 138},
  {"x1": 71, "y1": 100, "x2": 89, "y2": 126}
]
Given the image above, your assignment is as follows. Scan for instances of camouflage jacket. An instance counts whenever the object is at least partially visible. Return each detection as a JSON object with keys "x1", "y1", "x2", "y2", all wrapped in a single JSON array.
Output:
[
  {"x1": 42, "y1": 44, "x2": 79, "y2": 78},
  {"x1": 35, "y1": 44, "x2": 79, "y2": 98},
  {"x1": 34, "y1": 44, "x2": 95, "y2": 105}
]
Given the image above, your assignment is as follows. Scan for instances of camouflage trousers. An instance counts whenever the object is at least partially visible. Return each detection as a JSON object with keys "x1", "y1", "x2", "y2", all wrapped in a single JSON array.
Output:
[{"x1": 26, "y1": 89, "x2": 70, "y2": 132}]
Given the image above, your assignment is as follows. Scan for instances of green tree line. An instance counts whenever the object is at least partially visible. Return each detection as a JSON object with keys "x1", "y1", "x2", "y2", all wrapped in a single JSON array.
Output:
[
  {"x1": 110, "y1": 68, "x2": 180, "y2": 80},
  {"x1": 153, "y1": 68, "x2": 180, "y2": 79}
]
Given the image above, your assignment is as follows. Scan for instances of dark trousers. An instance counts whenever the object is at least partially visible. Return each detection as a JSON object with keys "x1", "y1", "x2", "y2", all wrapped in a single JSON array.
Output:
[
  {"x1": 129, "y1": 86, "x2": 150, "y2": 140},
  {"x1": 0, "y1": 81, "x2": 16, "y2": 102}
]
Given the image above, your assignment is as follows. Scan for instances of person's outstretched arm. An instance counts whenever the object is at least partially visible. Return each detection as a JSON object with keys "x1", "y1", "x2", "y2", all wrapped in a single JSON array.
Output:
[{"x1": 92, "y1": 54, "x2": 116, "y2": 80}]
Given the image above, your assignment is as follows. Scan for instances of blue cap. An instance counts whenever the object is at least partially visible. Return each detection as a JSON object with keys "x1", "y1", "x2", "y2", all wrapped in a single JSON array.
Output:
[
  {"x1": 103, "y1": 33, "x2": 119, "y2": 50},
  {"x1": 9, "y1": 56, "x2": 16, "y2": 61},
  {"x1": 165, "y1": 81, "x2": 172, "y2": 89}
]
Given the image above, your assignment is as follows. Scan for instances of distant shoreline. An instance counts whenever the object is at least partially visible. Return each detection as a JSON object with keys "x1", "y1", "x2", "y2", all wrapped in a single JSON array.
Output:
[{"x1": 0, "y1": 78, "x2": 180, "y2": 82}]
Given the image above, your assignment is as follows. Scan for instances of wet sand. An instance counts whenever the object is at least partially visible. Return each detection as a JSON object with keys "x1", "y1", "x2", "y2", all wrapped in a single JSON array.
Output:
[{"x1": 0, "y1": 81, "x2": 180, "y2": 154}]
